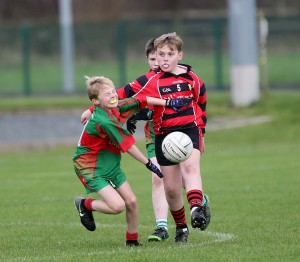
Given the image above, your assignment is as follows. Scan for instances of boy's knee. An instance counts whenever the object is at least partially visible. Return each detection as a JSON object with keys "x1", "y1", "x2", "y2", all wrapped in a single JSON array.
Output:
[
  {"x1": 165, "y1": 187, "x2": 181, "y2": 201},
  {"x1": 152, "y1": 175, "x2": 164, "y2": 188},
  {"x1": 125, "y1": 196, "x2": 138, "y2": 210},
  {"x1": 111, "y1": 202, "x2": 125, "y2": 214},
  {"x1": 181, "y1": 165, "x2": 197, "y2": 175}
]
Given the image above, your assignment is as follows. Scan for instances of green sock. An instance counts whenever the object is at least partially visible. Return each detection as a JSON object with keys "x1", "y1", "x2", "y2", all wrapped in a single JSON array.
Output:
[{"x1": 156, "y1": 219, "x2": 168, "y2": 231}]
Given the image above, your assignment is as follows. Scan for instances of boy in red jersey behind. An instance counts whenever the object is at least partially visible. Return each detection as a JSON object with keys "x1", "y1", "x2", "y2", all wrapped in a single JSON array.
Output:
[
  {"x1": 73, "y1": 76, "x2": 191, "y2": 246},
  {"x1": 127, "y1": 32, "x2": 210, "y2": 243},
  {"x1": 127, "y1": 39, "x2": 170, "y2": 241}
]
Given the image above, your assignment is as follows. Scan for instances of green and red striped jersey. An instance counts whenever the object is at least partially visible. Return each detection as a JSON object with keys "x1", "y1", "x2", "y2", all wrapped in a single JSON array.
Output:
[{"x1": 73, "y1": 97, "x2": 146, "y2": 164}]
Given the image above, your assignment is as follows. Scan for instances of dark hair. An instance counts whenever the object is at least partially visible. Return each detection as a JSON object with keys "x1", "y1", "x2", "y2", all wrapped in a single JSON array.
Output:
[{"x1": 145, "y1": 38, "x2": 156, "y2": 57}]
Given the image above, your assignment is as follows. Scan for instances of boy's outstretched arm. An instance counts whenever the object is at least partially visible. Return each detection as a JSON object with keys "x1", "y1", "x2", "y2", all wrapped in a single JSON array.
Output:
[
  {"x1": 145, "y1": 96, "x2": 192, "y2": 110},
  {"x1": 127, "y1": 145, "x2": 163, "y2": 178}
]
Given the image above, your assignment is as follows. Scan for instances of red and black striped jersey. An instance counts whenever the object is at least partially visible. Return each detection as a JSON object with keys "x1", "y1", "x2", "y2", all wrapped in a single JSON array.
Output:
[
  {"x1": 117, "y1": 69, "x2": 157, "y2": 100},
  {"x1": 118, "y1": 64, "x2": 207, "y2": 135}
]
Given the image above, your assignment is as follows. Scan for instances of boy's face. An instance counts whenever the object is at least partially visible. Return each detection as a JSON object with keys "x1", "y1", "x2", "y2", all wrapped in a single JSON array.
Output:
[
  {"x1": 156, "y1": 45, "x2": 183, "y2": 73},
  {"x1": 147, "y1": 51, "x2": 159, "y2": 71},
  {"x1": 93, "y1": 86, "x2": 118, "y2": 109}
]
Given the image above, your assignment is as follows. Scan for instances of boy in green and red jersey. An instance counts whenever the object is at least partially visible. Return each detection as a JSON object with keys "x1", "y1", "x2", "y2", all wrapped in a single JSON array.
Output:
[
  {"x1": 80, "y1": 39, "x2": 170, "y2": 242},
  {"x1": 73, "y1": 76, "x2": 191, "y2": 246}
]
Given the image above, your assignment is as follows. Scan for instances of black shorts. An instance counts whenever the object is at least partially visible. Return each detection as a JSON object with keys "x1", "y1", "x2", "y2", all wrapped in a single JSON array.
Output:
[{"x1": 155, "y1": 127, "x2": 201, "y2": 166}]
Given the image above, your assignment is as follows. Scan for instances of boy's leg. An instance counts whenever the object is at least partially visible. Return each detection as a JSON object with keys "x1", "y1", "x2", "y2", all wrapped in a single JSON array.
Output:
[
  {"x1": 161, "y1": 165, "x2": 189, "y2": 242},
  {"x1": 89, "y1": 167, "x2": 130, "y2": 214},
  {"x1": 94, "y1": 185, "x2": 126, "y2": 214},
  {"x1": 116, "y1": 181, "x2": 142, "y2": 246},
  {"x1": 181, "y1": 149, "x2": 208, "y2": 230},
  {"x1": 148, "y1": 157, "x2": 169, "y2": 241},
  {"x1": 116, "y1": 181, "x2": 138, "y2": 233},
  {"x1": 74, "y1": 185, "x2": 126, "y2": 231},
  {"x1": 74, "y1": 162, "x2": 130, "y2": 232}
]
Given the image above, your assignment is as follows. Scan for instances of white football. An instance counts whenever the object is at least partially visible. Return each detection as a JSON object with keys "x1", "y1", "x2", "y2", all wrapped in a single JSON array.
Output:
[{"x1": 161, "y1": 131, "x2": 193, "y2": 163}]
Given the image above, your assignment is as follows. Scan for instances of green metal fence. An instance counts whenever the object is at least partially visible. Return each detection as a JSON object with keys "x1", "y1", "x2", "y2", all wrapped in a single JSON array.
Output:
[{"x1": 0, "y1": 16, "x2": 299, "y2": 96}]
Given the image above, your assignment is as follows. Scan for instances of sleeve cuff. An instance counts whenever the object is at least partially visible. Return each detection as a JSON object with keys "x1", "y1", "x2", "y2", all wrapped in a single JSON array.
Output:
[
  {"x1": 134, "y1": 95, "x2": 147, "y2": 109},
  {"x1": 119, "y1": 134, "x2": 135, "y2": 153},
  {"x1": 89, "y1": 105, "x2": 94, "y2": 113}
]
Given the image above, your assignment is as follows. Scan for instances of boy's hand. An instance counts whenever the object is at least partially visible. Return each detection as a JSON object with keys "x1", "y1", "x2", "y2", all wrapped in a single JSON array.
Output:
[
  {"x1": 126, "y1": 116, "x2": 137, "y2": 134},
  {"x1": 165, "y1": 98, "x2": 192, "y2": 111},
  {"x1": 81, "y1": 109, "x2": 92, "y2": 125},
  {"x1": 145, "y1": 159, "x2": 163, "y2": 178},
  {"x1": 134, "y1": 108, "x2": 153, "y2": 121},
  {"x1": 126, "y1": 108, "x2": 153, "y2": 134}
]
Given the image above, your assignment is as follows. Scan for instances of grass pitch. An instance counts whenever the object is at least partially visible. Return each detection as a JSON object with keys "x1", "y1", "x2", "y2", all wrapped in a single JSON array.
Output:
[{"x1": 1, "y1": 91, "x2": 299, "y2": 261}]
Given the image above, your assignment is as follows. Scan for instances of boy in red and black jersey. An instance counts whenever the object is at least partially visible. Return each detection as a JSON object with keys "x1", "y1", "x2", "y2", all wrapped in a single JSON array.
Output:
[
  {"x1": 125, "y1": 33, "x2": 209, "y2": 243},
  {"x1": 131, "y1": 63, "x2": 207, "y2": 136},
  {"x1": 80, "y1": 33, "x2": 210, "y2": 243}
]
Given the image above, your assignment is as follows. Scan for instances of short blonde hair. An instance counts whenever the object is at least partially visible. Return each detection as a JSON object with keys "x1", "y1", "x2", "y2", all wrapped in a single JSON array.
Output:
[
  {"x1": 85, "y1": 76, "x2": 115, "y2": 101},
  {"x1": 154, "y1": 32, "x2": 183, "y2": 52}
]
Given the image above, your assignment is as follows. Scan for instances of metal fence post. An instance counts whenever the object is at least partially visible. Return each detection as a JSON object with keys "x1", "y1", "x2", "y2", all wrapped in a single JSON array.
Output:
[
  {"x1": 117, "y1": 21, "x2": 126, "y2": 86},
  {"x1": 213, "y1": 17, "x2": 223, "y2": 90},
  {"x1": 258, "y1": 11, "x2": 269, "y2": 97},
  {"x1": 21, "y1": 25, "x2": 31, "y2": 96},
  {"x1": 59, "y1": 0, "x2": 74, "y2": 94}
]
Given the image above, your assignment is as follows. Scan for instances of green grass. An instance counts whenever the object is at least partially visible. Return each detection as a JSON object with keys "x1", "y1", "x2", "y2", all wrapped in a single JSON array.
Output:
[
  {"x1": 1, "y1": 91, "x2": 300, "y2": 261},
  {"x1": 0, "y1": 95, "x2": 91, "y2": 113},
  {"x1": 1, "y1": 48, "x2": 300, "y2": 95}
]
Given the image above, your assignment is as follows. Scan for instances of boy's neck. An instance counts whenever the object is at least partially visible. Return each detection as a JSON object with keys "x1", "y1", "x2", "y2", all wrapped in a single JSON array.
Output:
[
  {"x1": 94, "y1": 104, "x2": 113, "y2": 111},
  {"x1": 168, "y1": 65, "x2": 187, "y2": 75}
]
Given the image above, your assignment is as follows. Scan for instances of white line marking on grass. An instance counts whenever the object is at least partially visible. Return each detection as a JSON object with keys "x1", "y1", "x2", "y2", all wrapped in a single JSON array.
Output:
[
  {"x1": 9, "y1": 232, "x2": 235, "y2": 261},
  {"x1": 85, "y1": 232, "x2": 234, "y2": 254},
  {"x1": 6, "y1": 222, "x2": 235, "y2": 261},
  {"x1": 194, "y1": 231, "x2": 235, "y2": 245}
]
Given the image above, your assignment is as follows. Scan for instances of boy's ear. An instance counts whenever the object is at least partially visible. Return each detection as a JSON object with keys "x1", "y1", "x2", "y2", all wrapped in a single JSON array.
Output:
[
  {"x1": 92, "y1": 98, "x2": 99, "y2": 105},
  {"x1": 178, "y1": 51, "x2": 184, "y2": 61}
]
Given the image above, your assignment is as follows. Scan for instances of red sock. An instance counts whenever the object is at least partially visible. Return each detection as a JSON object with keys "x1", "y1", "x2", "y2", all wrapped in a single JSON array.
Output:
[
  {"x1": 170, "y1": 206, "x2": 187, "y2": 228},
  {"x1": 84, "y1": 198, "x2": 95, "y2": 211},
  {"x1": 187, "y1": 190, "x2": 203, "y2": 209},
  {"x1": 126, "y1": 231, "x2": 138, "y2": 241}
]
